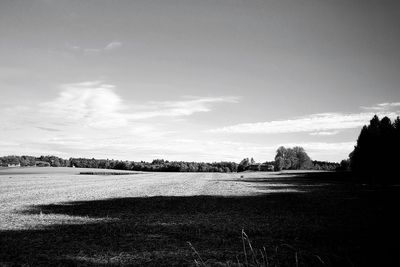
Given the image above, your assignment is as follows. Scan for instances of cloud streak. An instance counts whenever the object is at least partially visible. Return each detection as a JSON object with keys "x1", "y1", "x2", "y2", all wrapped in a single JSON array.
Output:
[
  {"x1": 361, "y1": 102, "x2": 400, "y2": 111},
  {"x1": 66, "y1": 41, "x2": 123, "y2": 54},
  {"x1": 104, "y1": 41, "x2": 122, "y2": 50},
  {"x1": 130, "y1": 96, "x2": 239, "y2": 120},
  {"x1": 209, "y1": 104, "x2": 400, "y2": 135}
]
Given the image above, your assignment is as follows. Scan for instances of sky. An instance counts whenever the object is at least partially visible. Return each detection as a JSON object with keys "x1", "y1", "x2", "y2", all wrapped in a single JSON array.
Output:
[{"x1": 1, "y1": 0, "x2": 400, "y2": 162}]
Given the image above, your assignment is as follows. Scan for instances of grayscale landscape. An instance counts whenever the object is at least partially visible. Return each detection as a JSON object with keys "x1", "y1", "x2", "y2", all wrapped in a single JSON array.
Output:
[{"x1": 1, "y1": 0, "x2": 400, "y2": 266}]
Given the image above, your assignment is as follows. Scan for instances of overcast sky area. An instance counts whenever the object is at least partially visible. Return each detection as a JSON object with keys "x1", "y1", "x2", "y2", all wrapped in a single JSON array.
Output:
[{"x1": 1, "y1": 0, "x2": 400, "y2": 162}]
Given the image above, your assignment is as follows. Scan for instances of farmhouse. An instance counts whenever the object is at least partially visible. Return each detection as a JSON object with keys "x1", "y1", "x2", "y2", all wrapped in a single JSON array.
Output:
[{"x1": 7, "y1": 163, "x2": 21, "y2": 168}]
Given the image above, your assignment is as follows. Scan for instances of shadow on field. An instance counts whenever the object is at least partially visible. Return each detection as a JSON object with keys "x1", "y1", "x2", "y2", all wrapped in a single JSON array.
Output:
[
  {"x1": 1, "y1": 172, "x2": 399, "y2": 266},
  {"x1": 223, "y1": 172, "x2": 358, "y2": 194},
  {"x1": 227, "y1": 171, "x2": 357, "y2": 185}
]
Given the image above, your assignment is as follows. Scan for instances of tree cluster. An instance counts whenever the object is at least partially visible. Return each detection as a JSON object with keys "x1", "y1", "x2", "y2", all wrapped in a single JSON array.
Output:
[
  {"x1": 274, "y1": 146, "x2": 313, "y2": 171},
  {"x1": 237, "y1": 157, "x2": 256, "y2": 172},
  {"x1": 271, "y1": 147, "x2": 339, "y2": 171},
  {"x1": 349, "y1": 115, "x2": 400, "y2": 184}
]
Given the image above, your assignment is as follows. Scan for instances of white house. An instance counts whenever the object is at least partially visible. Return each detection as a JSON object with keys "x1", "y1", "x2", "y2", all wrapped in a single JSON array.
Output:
[{"x1": 7, "y1": 163, "x2": 21, "y2": 168}]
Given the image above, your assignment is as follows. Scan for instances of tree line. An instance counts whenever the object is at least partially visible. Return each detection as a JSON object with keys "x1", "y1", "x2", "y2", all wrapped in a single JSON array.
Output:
[
  {"x1": 1, "y1": 150, "x2": 340, "y2": 173},
  {"x1": 0, "y1": 156, "x2": 240, "y2": 173},
  {"x1": 1, "y1": 150, "x2": 341, "y2": 173},
  {"x1": 72, "y1": 158, "x2": 240, "y2": 173}
]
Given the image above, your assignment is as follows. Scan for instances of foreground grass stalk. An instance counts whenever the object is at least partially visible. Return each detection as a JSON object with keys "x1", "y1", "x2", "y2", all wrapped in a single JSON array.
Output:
[
  {"x1": 241, "y1": 229, "x2": 249, "y2": 266},
  {"x1": 189, "y1": 230, "x2": 305, "y2": 267},
  {"x1": 187, "y1": 242, "x2": 206, "y2": 266},
  {"x1": 263, "y1": 246, "x2": 269, "y2": 267}
]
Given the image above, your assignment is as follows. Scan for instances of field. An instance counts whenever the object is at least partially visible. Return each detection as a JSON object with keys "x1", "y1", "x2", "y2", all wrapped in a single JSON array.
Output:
[{"x1": 1, "y1": 168, "x2": 399, "y2": 266}]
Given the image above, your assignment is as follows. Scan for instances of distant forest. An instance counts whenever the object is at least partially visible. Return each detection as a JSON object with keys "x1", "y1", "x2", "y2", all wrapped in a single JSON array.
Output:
[{"x1": 0, "y1": 156, "x2": 239, "y2": 173}]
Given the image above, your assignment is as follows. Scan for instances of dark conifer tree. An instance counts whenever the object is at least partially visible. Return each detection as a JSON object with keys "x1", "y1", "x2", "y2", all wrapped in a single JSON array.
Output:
[{"x1": 350, "y1": 115, "x2": 398, "y2": 184}]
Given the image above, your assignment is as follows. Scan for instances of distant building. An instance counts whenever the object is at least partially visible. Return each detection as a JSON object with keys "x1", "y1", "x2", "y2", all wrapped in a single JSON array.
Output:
[{"x1": 7, "y1": 163, "x2": 20, "y2": 168}]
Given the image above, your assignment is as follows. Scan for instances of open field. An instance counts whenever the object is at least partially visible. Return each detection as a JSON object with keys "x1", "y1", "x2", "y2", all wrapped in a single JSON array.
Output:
[{"x1": 1, "y1": 168, "x2": 399, "y2": 266}]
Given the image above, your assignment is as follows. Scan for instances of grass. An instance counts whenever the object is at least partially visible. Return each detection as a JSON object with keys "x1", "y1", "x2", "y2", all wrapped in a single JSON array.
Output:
[{"x1": 0, "y1": 168, "x2": 399, "y2": 266}]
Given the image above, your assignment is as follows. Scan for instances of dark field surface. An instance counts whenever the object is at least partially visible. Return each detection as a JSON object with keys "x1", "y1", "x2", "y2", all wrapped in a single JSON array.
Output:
[{"x1": 1, "y1": 171, "x2": 399, "y2": 266}]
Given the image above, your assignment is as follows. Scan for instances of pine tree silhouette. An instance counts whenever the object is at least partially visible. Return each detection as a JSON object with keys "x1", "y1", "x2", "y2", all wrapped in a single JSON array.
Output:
[{"x1": 350, "y1": 115, "x2": 399, "y2": 184}]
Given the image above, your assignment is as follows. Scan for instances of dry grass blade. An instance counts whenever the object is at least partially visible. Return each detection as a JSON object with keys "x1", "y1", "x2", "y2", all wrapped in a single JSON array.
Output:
[
  {"x1": 313, "y1": 254, "x2": 325, "y2": 265},
  {"x1": 188, "y1": 241, "x2": 206, "y2": 267},
  {"x1": 236, "y1": 255, "x2": 241, "y2": 266},
  {"x1": 259, "y1": 249, "x2": 265, "y2": 266},
  {"x1": 241, "y1": 229, "x2": 249, "y2": 267},
  {"x1": 242, "y1": 229, "x2": 260, "y2": 266},
  {"x1": 281, "y1": 243, "x2": 296, "y2": 251},
  {"x1": 263, "y1": 246, "x2": 269, "y2": 267}
]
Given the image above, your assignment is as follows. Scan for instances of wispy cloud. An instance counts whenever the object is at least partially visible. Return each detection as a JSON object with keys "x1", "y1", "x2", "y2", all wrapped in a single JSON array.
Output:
[
  {"x1": 41, "y1": 81, "x2": 127, "y2": 128},
  {"x1": 209, "y1": 104, "x2": 400, "y2": 135},
  {"x1": 130, "y1": 96, "x2": 239, "y2": 120},
  {"x1": 66, "y1": 41, "x2": 123, "y2": 54},
  {"x1": 104, "y1": 41, "x2": 122, "y2": 50},
  {"x1": 361, "y1": 102, "x2": 400, "y2": 111},
  {"x1": 309, "y1": 131, "x2": 340, "y2": 136}
]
